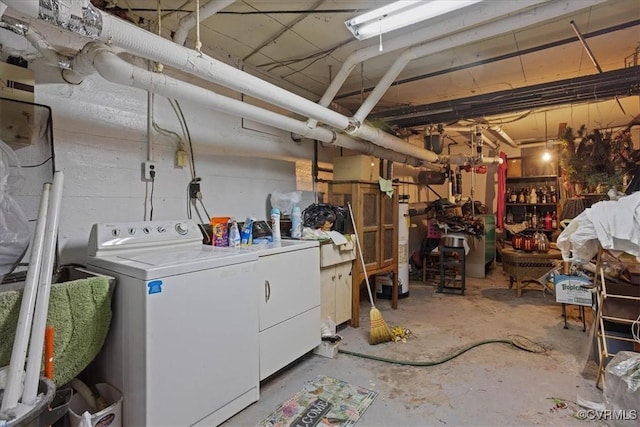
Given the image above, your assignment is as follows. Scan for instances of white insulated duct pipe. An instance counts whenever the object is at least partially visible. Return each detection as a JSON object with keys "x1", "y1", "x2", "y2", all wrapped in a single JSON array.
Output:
[
  {"x1": 352, "y1": 0, "x2": 608, "y2": 124},
  {"x1": 1, "y1": 183, "x2": 51, "y2": 415},
  {"x1": 72, "y1": 42, "x2": 423, "y2": 167},
  {"x1": 2, "y1": 0, "x2": 441, "y2": 164},
  {"x1": 23, "y1": 171, "x2": 64, "y2": 405},
  {"x1": 3, "y1": 0, "x2": 349, "y2": 128},
  {"x1": 307, "y1": 0, "x2": 549, "y2": 128},
  {"x1": 173, "y1": 0, "x2": 236, "y2": 46}
]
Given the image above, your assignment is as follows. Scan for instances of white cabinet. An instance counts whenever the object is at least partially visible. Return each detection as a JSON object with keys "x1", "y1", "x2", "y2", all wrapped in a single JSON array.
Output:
[
  {"x1": 257, "y1": 242, "x2": 320, "y2": 380},
  {"x1": 319, "y1": 240, "x2": 356, "y2": 325}
]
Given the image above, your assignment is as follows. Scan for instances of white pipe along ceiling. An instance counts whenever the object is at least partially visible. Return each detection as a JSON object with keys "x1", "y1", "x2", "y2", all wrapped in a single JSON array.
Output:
[
  {"x1": 0, "y1": 19, "x2": 422, "y2": 166},
  {"x1": 1, "y1": 22, "x2": 425, "y2": 167},
  {"x1": 172, "y1": 0, "x2": 236, "y2": 46},
  {"x1": 2, "y1": 0, "x2": 450, "y2": 165},
  {"x1": 68, "y1": 42, "x2": 426, "y2": 167},
  {"x1": 307, "y1": 0, "x2": 549, "y2": 129}
]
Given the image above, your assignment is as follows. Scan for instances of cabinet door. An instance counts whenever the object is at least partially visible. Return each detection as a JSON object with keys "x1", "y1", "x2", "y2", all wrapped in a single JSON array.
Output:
[
  {"x1": 334, "y1": 262, "x2": 353, "y2": 325},
  {"x1": 258, "y1": 247, "x2": 320, "y2": 331},
  {"x1": 319, "y1": 267, "x2": 336, "y2": 322},
  {"x1": 359, "y1": 185, "x2": 380, "y2": 269}
]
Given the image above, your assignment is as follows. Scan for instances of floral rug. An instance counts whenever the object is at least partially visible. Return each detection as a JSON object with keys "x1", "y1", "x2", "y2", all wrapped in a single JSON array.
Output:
[{"x1": 256, "y1": 375, "x2": 377, "y2": 427}]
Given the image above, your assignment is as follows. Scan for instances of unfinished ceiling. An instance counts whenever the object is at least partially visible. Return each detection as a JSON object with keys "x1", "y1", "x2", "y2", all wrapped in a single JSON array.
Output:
[
  {"x1": 105, "y1": 0, "x2": 640, "y2": 149},
  {"x1": 6, "y1": 0, "x2": 640, "y2": 152}
]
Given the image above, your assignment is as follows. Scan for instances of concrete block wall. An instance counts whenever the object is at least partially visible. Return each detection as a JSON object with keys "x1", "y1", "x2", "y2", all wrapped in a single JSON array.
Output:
[{"x1": 9, "y1": 60, "x2": 320, "y2": 265}]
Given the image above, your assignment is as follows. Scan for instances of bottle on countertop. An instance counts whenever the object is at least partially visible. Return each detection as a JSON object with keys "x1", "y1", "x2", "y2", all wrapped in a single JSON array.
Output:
[
  {"x1": 271, "y1": 208, "x2": 281, "y2": 242},
  {"x1": 229, "y1": 219, "x2": 241, "y2": 247},
  {"x1": 291, "y1": 206, "x2": 302, "y2": 238}
]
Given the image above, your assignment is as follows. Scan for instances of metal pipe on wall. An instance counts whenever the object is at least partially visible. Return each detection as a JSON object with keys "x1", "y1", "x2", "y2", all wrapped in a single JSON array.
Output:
[{"x1": 1, "y1": 0, "x2": 442, "y2": 164}]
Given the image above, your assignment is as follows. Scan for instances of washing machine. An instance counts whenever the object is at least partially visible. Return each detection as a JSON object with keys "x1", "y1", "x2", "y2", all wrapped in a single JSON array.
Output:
[{"x1": 86, "y1": 220, "x2": 259, "y2": 427}]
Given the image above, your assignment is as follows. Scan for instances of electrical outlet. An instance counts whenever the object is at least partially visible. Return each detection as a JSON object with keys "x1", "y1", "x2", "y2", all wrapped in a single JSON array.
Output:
[{"x1": 142, "y1": 161, "x2": 158, "y2": 180}]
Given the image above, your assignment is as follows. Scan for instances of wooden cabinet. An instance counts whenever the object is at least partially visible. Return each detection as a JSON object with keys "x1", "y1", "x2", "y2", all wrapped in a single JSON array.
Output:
[
  {"x1": 328, "y1": 181, "x2": 398, "y2": 327},
  {"x1": 257, "y1": 243, "x2": 320, "y2": 380},
  {"x1": 319, "y1": 239, "x2": 356, "y2": 325}
]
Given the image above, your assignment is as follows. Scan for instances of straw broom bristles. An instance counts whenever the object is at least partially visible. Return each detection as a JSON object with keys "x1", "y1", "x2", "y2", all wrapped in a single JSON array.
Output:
[
  {"x1": 369, "y1": 307, "x2": 393, "y2": 345},
  {"x1": 347, "y1": 202, "x2": 393, "y2": 345}
]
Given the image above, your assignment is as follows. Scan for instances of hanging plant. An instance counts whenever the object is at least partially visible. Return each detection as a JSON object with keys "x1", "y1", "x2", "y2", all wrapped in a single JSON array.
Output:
[{"x1": 559, "y1": 125, "x2": 631, "y2": 193}]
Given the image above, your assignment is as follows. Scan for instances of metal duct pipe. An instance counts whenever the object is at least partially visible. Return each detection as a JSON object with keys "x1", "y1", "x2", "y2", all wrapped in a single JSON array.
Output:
[
  {"x1": 0, "y1": 16, "x2": 84, "y2": 83},
  {"x1": 71, "y1": 42, "x2": 424, "y2": 167},
  {"x1": 2, "y1": 0, "x2": 441, "y2": 164},
  {"x1": 352, "y1": 0, "x2": 608, "y2": 124},
  {"x1": 173, "y1": 0, "x2": 236, "y2": 46},
  {"x1": 307, "y1": 0, "x2": 548, "y2": 128}
]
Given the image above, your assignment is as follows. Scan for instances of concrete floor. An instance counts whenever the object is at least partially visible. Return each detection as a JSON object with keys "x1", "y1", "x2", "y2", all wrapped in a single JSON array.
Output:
[{"x1": 223, "y1": 265, "x2": 610, "y2": 427}]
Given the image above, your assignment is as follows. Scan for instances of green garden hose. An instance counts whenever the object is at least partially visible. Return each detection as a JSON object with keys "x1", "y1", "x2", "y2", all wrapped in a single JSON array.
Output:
[{"x1": 337, "y1": 335, "x2": 546, "y2": 366}]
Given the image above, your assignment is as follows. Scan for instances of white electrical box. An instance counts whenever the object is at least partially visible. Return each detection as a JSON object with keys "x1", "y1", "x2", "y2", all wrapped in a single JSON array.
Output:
[{"x1": 0, "y1": 62, "x2": 36, "y2": 145}]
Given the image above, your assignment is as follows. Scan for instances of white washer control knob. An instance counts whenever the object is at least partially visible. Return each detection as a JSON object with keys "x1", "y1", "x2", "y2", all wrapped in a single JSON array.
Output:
[
  {"x1": 157, "y1": 226, "x2": 166, "y2": 233},
  {"x1": 143, "y1": 227, "x2": 151, "y2": 234},
  {"x1": 175, "y1": 223, "x2": 189, "y2": 235}
]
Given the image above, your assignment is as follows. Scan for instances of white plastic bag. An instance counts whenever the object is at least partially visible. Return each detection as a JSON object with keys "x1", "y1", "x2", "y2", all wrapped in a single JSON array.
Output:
[
  {"x1": 604, "y1": 351, "x2": 640, "y2": 426},
  {"x1": 556, "y1": 212, "x2": 600, "y2": 264},
  {"x1": 270, "y1": 190, "x2": 302, "y2": 215},
  {"x1": 0, "y1": 139, "x2": 29, "y2": 281}
]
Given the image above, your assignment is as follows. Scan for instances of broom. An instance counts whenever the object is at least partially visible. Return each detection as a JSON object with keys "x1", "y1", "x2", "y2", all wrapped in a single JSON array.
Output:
[{"x1": 347, "y1": 202, "x2": 393, "y2": 345}]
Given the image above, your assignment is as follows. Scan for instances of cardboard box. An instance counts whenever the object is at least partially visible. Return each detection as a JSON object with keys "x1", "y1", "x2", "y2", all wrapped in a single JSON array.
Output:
[
  {"x1": 554, "y1": 275, "x2": 593, "y2": 306},
  {"x1": 333, "y1": 155, "x2": 379, "y2": 181}
]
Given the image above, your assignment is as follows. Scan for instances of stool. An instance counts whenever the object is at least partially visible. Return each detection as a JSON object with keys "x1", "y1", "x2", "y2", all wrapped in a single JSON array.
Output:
[{"x1": 438, "y1": 245, "x2": 465, "y2": 295}]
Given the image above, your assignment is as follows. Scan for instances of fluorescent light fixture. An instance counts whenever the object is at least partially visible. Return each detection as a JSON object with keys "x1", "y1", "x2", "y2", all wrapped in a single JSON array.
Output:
[{"x1": 345, "y1": 0, "x2": 482, "y2": 40}]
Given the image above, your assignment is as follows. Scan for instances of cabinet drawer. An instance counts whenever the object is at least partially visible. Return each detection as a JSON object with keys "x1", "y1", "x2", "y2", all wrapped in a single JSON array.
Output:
[
  {"x1": 259, "y1": 306, "x2": 320, "y2": 380},
  {"x1": 320, "y1": 240, "x2": 355, "y2": 267}
]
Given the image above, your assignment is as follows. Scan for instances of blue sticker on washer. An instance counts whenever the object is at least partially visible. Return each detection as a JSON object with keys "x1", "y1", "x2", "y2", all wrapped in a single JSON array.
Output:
[{"x1": 147, "y1": 280, "x2": 163, "y2": 294}]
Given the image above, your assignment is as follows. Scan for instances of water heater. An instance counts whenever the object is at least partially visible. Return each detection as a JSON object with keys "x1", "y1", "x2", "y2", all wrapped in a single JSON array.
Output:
[{"x1": 397, "y1": 196, "x2": 410, "y2": 297}]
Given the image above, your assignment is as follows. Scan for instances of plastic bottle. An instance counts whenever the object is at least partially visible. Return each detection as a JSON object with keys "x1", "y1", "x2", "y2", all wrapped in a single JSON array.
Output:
[
  {"x1": 229, "y1": 219, "x2": 240, "y2": 247},
  {"x1": 270, "y1": 208, "x2": 281, "y2": 242},
  {"x1": 291, "y1": 206, "x2": 302, "y2": 238}
]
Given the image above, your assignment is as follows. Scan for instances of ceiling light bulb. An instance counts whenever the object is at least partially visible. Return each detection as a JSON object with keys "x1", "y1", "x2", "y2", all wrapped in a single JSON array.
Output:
[{"x1": 542, "y1": 150, "x2": 552, "y2": 162}]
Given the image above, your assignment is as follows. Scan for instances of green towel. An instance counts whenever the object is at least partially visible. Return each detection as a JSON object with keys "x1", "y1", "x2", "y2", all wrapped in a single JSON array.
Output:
[{"x1": 0, "y1": 276, "x2": 112, "y2": 386}]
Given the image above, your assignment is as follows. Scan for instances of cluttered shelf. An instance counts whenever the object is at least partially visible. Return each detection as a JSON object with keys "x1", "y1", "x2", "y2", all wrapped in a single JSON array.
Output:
[{"x1": 506, "y1": 175, "x2": 559, "y2": 181}]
